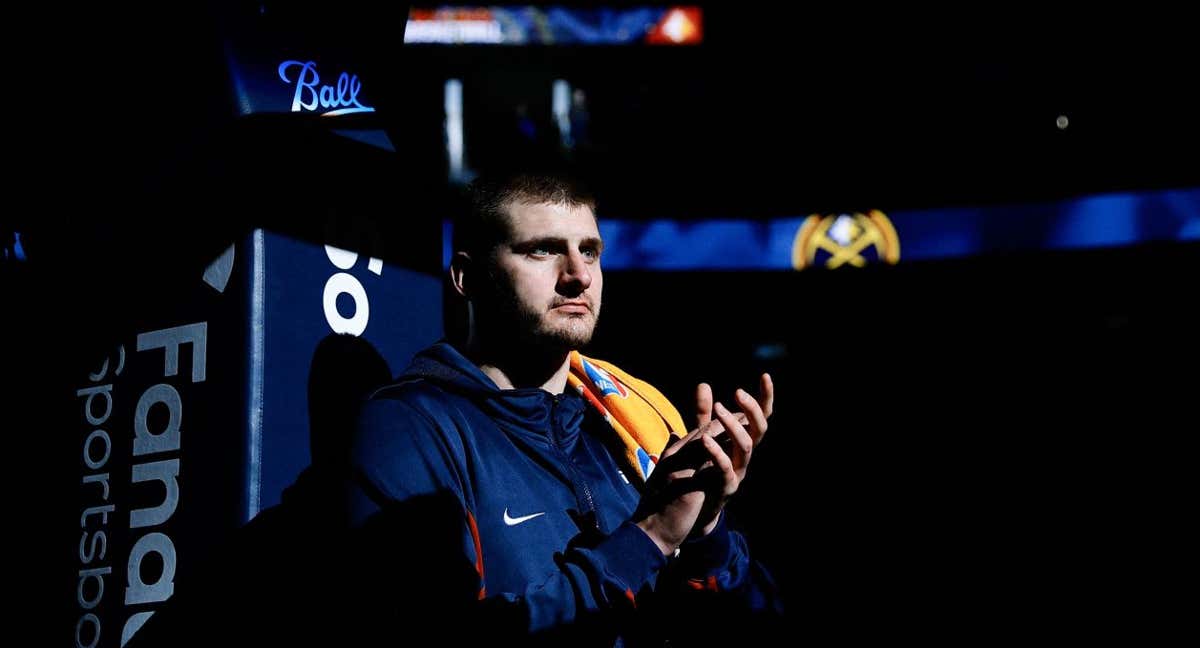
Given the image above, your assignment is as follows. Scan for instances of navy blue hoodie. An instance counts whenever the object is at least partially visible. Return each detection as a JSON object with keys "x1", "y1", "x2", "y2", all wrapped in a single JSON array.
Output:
[{"x1": 347, "y1": 342, "x2": 780, "y2": 643}]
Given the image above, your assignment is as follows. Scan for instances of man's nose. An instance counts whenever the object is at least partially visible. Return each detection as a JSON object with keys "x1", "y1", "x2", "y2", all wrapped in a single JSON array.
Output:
[{"x1": 558, "y1": 250, "x2": 592, "y2": 291}]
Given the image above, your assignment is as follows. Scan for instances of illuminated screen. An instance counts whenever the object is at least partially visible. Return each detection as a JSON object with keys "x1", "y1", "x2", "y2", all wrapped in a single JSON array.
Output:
[{"x1": 405, "y1": 6, "x2": 703, "y2": 45}]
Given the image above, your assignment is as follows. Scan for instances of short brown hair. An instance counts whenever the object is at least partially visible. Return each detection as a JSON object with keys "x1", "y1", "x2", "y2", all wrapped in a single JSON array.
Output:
[{"x1": 454, "y1": 172, "x2": 597, "y2": 259}]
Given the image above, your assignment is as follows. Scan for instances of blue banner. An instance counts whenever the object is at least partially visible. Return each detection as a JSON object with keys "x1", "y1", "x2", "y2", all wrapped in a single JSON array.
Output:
[{"x1": 589, "y1": 187, "x2": 1200, "y2": 270}]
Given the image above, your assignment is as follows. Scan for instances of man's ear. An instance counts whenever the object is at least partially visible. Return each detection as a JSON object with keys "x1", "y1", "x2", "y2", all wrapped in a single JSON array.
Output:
[{"x1": 449, "y1": 251, "x2": 472, "y2": 298}]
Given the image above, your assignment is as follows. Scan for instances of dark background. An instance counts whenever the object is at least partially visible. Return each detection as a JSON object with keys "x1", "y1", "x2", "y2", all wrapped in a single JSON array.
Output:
[{"x1": 8, "y1": 1, "x2": 1196, "y2": 642}]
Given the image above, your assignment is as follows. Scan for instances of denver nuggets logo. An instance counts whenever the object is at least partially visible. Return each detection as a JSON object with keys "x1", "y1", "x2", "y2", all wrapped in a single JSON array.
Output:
[
  {"x1": 636, "y1": 447, "x2": 659, "y2": 479},
  {"x1": 792, "y1": 210, "x2": 900, "y2": 270},
  {"x1": 581, "y1": 359, "x2": 629, "y2": 399}
]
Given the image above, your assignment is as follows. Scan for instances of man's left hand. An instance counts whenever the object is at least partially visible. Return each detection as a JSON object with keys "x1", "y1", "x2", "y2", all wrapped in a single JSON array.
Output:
[{"x1": 691, "y1": 373, "x2": 774, "y2": 537}]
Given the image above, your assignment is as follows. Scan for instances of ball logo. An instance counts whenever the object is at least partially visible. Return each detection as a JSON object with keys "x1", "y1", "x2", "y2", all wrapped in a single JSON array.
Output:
[
  {"x1": 792, "y1": 210, "x2": 900, "y2": 270},
  {"x1": 581, "y1": 359, "x2": 628, "y2": 398},
  {"x1": 277, "y1": 60, "x2": 376, "y2": 116}
]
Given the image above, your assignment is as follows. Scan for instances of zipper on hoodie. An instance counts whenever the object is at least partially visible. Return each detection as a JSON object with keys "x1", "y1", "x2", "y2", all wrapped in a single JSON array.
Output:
[{"x1": 550, "y1": 393, "x2": 599, "y2": 529}]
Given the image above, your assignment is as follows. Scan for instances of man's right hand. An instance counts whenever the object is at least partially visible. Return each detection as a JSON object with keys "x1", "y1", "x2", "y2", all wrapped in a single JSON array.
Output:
[
  {"x1": 634, "y1": 417, "x2": 724, "y2": 555},
  {"x1": 633, "y1": 378, "x2": 771, "y2": 556}
]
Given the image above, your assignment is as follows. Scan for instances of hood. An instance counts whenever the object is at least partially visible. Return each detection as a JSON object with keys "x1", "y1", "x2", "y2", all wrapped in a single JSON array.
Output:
[{"x1": 398, "y1": 341, "x2": 585, "y2": 434}]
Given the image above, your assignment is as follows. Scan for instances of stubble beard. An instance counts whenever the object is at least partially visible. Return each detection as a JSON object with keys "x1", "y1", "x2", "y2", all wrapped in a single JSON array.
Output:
[
  {"x1": 480, "y1": 292, "x2": 600, "y2": 355},
  {"x1": 517, "y1": 297, "x2": 599, "y2": 352}
]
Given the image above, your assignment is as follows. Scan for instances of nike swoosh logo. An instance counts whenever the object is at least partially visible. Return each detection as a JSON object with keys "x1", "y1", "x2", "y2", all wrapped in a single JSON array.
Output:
[{"x1": 503, "y1": 508, "x2": 546, "y2": 526}]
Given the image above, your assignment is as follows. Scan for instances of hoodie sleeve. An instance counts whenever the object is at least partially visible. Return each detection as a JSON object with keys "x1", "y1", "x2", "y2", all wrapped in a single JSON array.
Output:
[
  {"x1": 661, "y1": 510, "x2": 782, "y2": 605},
  {"x1": 346, "y1": 395, "x2": 670, "y2": 642},
  {"x1": 632, "y1": 512, "x2": 785, "y2": 643}
]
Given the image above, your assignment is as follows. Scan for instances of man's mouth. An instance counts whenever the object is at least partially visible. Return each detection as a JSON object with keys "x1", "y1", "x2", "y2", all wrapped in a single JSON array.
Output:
[{"x1": 552, "y1": 301, "x2": 590, "y2": 313}]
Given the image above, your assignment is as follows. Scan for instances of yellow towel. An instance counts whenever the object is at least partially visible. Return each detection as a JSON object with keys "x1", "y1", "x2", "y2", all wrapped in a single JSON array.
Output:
[{"x1": 567, "y1": 352, "x2": 687, "y2": 481}]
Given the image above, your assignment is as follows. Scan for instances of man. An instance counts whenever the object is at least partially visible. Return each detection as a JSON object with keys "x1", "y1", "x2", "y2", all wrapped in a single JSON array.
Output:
[{"x1": 346, "y1": 172, "x2": 780, "y2": 645}]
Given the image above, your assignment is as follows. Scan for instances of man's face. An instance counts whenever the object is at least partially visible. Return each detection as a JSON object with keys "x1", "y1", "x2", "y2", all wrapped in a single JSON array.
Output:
[{"x1": 481, "y1": 200, "x2": 603, "y2": 351}]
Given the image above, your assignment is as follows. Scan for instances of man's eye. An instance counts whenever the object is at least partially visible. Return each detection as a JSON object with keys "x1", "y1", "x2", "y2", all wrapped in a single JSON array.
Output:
[
  {"x1": 582, "y1": 248, "x2": 600, "y2": 260},
  {"x1": 529, "y1": 246, "x2": 552, "y2": 256}
]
